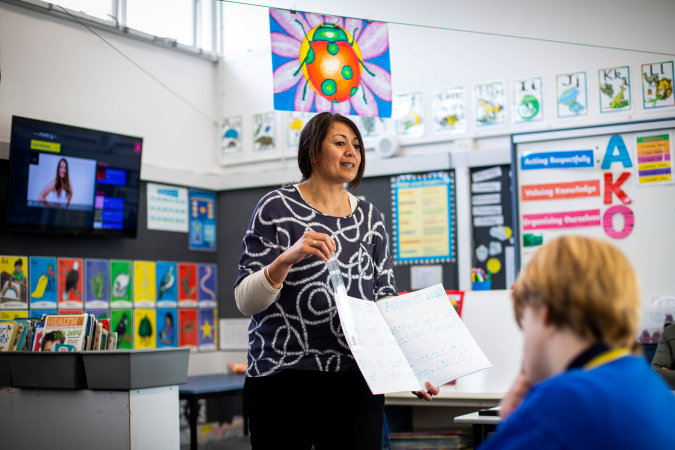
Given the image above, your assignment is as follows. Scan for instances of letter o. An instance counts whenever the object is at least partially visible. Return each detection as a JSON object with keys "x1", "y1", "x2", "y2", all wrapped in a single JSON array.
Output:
[{"x1": 603, "y1": 205, "x2": 634, "y2": 239}]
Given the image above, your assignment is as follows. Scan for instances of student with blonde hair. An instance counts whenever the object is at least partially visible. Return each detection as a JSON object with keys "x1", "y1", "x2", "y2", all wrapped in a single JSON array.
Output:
[{"x1": 480, "y1": 236, "x2": 675, "y2": 450}]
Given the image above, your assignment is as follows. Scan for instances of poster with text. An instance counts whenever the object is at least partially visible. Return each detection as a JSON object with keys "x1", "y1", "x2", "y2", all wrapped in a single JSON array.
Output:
[
  {"x1": 85, "y1": 259, "x2": 109, "y2": 309},
  {"x1": 134, "y1": 261, "x2": 156, "y2": 308},
  {"x1": 197, "y1": 264, "x2": 218, "y2": 308},
  {"x1": 57, "y1": 258, "x2": 83, "y2": 309},
  {"x1": 474, "y1": 81, "x2": 506, "y2": 128},
  {"x1": 641, "y1": 61, "x2": 675, "y2": 110},
  {"x1": 30, "y1": 257, "x2": 57, "y2": 309},
  {"x1": 0, "y1": 256, "x2": 28, "y2": 309},
  {"x1": 513, "y1": 77, "x2": 544, "y2": 124},
  {"x1": 156, "y1": 261, "x2": 178, "y2": 308},
  {"x1": 110, "y1": 260, "x2": 133, "y2": 309},
  {"x1": 134, "y1": 309, "x2": 157, "y2": 349},
  {"x1": 178, "y1": 263, "x2": 198, "y2": 308},
  {"x1": 111, "y1": 309, "x2": 133, "y2": 349},
  {"x1": 0, "y1": 310, "x2": 28, "y2": 321},
  {"x1": 393, "y1": 92, "x2": 424, "y2": 137},
  {"x1": 269, "y1": 9, "x2": 392, "y2": 118},
  {"x1": 179, "y1": 308, "x2": 198, "y2": 349},
  {"x1": 556, "y1": 72, "x2": 588, "y2": 118},
  {"x1": 432, "y1": 87, "x2": 465, "y2": 134},
  {"x1": 598, "y1": 66, "x2": 631, "y2": 114},
  {"x1": 634, "y1": 130, "x2": 673, "y2": 186},
  {"x1": 252, "y1": 112, "x2": 276, "y2": 152},
  {"x1": 189, "y1": 189, "x2": 217, "y2": 251},
  {"x1": 220, "y1": 115, "x2": 243, "y2": 157},
  {"x1": 198, "y1": 308, "x2": 218, "y2": 351},
  {"x1": 286, "y1": 112, "x2": 315, "y2": 149},
  {"x1": 147, "y1": 183, "x2": 188, "y2": 233},
  {"x1": 157, "y1": 307, "x2": 178, "y2": 348}
]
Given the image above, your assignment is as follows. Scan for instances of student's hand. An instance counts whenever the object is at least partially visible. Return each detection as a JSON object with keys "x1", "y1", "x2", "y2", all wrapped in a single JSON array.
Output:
[
  {"x1": 280, "y1": 231, "x2": 336, "y2": 264},
  {"x1": 412, "y1": 382, "x2": 440, "y2": 401},
  {"x1": 500, "y1": 371, "x2": 531, "y2": 420}
]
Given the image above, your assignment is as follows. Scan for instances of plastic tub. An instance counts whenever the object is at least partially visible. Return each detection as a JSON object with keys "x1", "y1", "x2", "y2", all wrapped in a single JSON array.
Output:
[{"x1": 9, "y1": 351, "x2": 87, "y2": 390}]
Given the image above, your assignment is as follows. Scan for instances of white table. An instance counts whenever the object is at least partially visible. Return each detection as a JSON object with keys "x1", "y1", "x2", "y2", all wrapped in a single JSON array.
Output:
[{"x1": 454, "y1": 407, "x2": 501, "y2": 447}]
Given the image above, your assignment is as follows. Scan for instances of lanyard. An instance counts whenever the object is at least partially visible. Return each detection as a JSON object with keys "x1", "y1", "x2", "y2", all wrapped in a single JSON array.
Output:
[{"x1": 583, "y1": 347, "x2": 631, "y2": 370}]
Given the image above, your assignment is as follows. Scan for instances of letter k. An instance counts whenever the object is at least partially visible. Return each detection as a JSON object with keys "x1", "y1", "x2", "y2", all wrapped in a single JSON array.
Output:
[{"x1": 604, "y1": 172, "x2": 631, "y2": 204}]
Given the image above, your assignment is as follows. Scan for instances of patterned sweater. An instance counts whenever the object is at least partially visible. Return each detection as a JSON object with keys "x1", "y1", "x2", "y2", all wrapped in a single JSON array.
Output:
[{"x1": 235, "y1": 185, "x2": 397, "y2": 377}]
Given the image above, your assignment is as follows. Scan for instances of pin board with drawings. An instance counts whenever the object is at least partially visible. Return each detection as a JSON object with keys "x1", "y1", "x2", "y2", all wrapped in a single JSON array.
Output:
[
  {"x1": 470, "y1": 165, "x2": 516, "y2": 290},
  {"x1": 511, "y1": 118, "x2": 675, "y2": 332}
]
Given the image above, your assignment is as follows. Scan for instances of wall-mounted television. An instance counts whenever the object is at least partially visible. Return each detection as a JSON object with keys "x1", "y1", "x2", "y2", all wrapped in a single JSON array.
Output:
[{"x1": 5, "y1": 116, "x2": 142, "y2": 238}]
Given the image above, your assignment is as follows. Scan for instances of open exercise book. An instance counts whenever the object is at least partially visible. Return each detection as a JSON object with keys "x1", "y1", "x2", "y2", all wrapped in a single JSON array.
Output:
[{"x1": 344, "y1": 284, "x2": 491, "y2": 395}]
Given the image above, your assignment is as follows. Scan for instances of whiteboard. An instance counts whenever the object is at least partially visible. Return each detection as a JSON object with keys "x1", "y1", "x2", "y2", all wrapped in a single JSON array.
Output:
[{"x1": 512, "y1": 119, "x2": 675, "y2": 316}]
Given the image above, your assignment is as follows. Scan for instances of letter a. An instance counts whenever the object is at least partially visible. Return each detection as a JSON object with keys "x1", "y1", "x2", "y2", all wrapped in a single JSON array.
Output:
[
  {"x1": 604, "y1": 172, "x2": 632, "y2": 204},
  {"x1": 601, "y1": 135, "x2": 633, "y2": 169}
]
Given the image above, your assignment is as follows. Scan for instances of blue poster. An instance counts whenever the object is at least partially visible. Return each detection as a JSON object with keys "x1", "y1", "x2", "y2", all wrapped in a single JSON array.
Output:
[
  {"x1": 520, "y1": 150, "x2": 594, "y2": 170},
  {"x1": 197, "y1": 264, "x2": 218, "y2": 308},
  {"x1": 87, "y1": 309, "x2": 109, "y2": 321},
  {"x1": 30, "y1": 309, "x2": 57, "y2": 319},
  {"x1": 189, "y1": 189, "x2": 216, "y2": 252},
  {"x1": 198, "y1": 308, "x2": 217, "y2": 351},
  {"x1": 29, "y1": 257, "x2": 58, "y2": 309},
  {"x1": 156, "y1": 262, "x2": 178, "y2": 308},
  {"x1": 157, "y1": 307, "x2": 178, "y2": 348}
]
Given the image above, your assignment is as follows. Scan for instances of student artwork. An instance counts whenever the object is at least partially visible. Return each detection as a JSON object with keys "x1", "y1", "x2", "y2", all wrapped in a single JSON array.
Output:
[
  {"x1": 133, "y1": 261, "x2": 156, "y2": 308},
  {"x1": 156, "y1": 261, "x2": 178, "y2": 308},
  {"x1": 513, "y1": 78, "x2": 544, "y2": 124},
  {"x1": 0, "y1": 256, "x2": 28, "y2": 309},
  {"x1": 157, "y1": 308, "x2": 178, "y2": 348},
  {"x1": 179, "y1": 308, "x2": 198, "y2": 348},
  {"x1": 198, "y1": 308, "x2": 217, "y2": 351},
  {"x1": 356, "y1": 116, "x2": 390, "y2": 139},
  {"x1": 598, "y1": 66, "x2": 631, "y2": 113},
  {"x1": 393, "y1": 92, "x2": 424, "y2": 137},
  {"x1": 29, "y1": 257, "x2": 57, "y2": 309},
  {"x1": 474, "y1": 81, "x2": 506, "y2": 128},
  {"x1": 220, "y1": 116, "x2": 243, "y2": 157},
  {"x1": 556, "y1": 72, "x2": 588, "y2": 118},
  {"x1": 252, "y1": 112, "x2": 276, "y2": 152},
  {"x1": 269, "y1": 9, "x2": 392, "y2": 117},
  {"x1": 134, "y1": 309, "x2": 157, "y2": 349},
  {"x1": 85, "y1": 259, "x2": 109, "y2": 309},
  {"x1": 178, "y1": 263, "x2": 198, "y2": 308},
  {"x1": 57, "y1": 258, "x2": 84, "y2": 309},
  {"x1": 111, "y1": 309, "x2": 133, "y2": 349},
  {"x1": 286, "y1": 112, "x2": 315, "y2": 149},
  {"x1": 189, "y1": 189, "x2": 217, "y2": 251},
  {"x1": 641, "y1": 61, "x2": 674, "y2": 110},
  {"x1": 432, "y1": 87, "x2": 465, "y2": 134},
  {"x1": 110, "y1": 260, "x2": 133, "y2": 309},
  {"x1": 197, "y1": 264, "x2": 218, "y2": 308}
]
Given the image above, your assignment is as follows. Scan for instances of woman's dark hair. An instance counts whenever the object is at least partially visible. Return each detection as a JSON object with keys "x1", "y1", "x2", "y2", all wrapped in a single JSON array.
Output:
[
  {"x1": 297, "y1": 112, "x2": 365, "y2": 191},
  {"x1": 55, "y1": 158, "x2": 72, "y2": 198},
  {"x1": 165, "y1": 313, "x2": 173, "y2": 324}
]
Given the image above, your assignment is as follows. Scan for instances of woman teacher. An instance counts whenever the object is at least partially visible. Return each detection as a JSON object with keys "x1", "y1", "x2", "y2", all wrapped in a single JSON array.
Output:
[{"x1": 235, "y1": 113, "x2": 438, "y2": 449}]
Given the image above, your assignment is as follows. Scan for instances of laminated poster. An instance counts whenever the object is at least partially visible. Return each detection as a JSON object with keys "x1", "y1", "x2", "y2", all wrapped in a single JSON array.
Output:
[
  {"x1": 432, "y1": 87, "x2": 466, "y2": 134},
  {"x1": 58, "y1": 258, "x2": 84, "y2": 310},
  {"x1": 157, "y1": 308, "x2": 178, "y2": 348},
  {"x1": 156, "y1": 261, "x2": 178, "y2": 308},
  {"x1": 189, "y1": 189, "x2": 217, "y2": 252},
  {"x1": 87, "y1": 309, "x2": 109, "y2": 321},
  {"x1": 556, "y1": 72, "x2": 588, "y2": 118},
  {"x1": 30, "y1": 309, "x2": 56, "y2": 319},
  {"x1": 393, "y1": 92, "x2": 424, "y2": 137},
  {"x1": 110, "y1": 260, "x2": 133, "y2": 309},
  {"x1": 133, "y1": 261, "x2": 156, "y2": 308},
  {"x1": 474, "y1": 81, "x2": 506, "y2": 128},
  {"x1": 220, "y1": 115, "x2": 243, "y2": 157},
  {"x1": 146, "y1": 183, "x2": 188, "y2": 233},
  {"x1": 286, "y1": 112, "x2": 315, "y2": 149},
  {"x1": 357, "y1": 116, "x2": 390, "y2": 139},
  {"x1": 0, "y1": 310, "x2": 27, "y2": 321},
  {"x1": 269, "y1": 9, "x2": 392, "y2": 118},
  {"x1": 252, "y1": 112, "x2": 276, "y2": 152},
  {"x1": 198, "y1": 308, "x2": 218, "y2": 351},
  {"x1": 513, "y1": 78, "x2": 544, "y2": 124},
  {"x1": 111, "y1": 309, "x2": 133, "y2": 349},
  {"x1": 197, "y1": 264, "x2": 218, "y2": 308},
  {"x1": 85, "y1": 259, "x2": 109, "y2": 309},
  {"x1": 179, "y1": 309, "x2": 198, "y2": 348},
  {"x1": 641, "y1": 61, "x2": 675, "y2": 110},
  {"x1": 134, "y1": 309, "x2": 157, "y2": 349},
  {"x1": 633, "y1": 130, "x2": 674, "y2": 186},
  {"x1": 0, "y1": 256, "x2": 28, "y2": 310},
  {"x1": 178, "y1": 263, "x2": 198, "y2": 308},
  {"x1": 29, "y1": 257, "x2": 57, "y2": 310},
  {"x1": 598, "y1": 66, "x2": 631, "y2": 114}
]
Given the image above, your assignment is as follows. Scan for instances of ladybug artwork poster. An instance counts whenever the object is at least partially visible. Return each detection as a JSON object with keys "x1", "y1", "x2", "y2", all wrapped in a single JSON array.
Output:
[{"x1": 269, "y1": 9, "x2": 392, "y2": 118}]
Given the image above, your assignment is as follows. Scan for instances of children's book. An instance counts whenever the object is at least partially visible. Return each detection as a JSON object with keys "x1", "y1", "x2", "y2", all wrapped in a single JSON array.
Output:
[
  {"x1": 179, "y1": 309, "x2": 198, "y2": 349},
  {"x1": 134, "y1": 309, "x2": 157, "y2": 349},
  {"x1": 100, "y1": 330, "x2": 108, "y2": 350},
  {"x1": 198, "y1": 308, "x2": 217, "y2": 351},
  {"x1": 93, "y1": 321, "x2": 103, "y2": 351},
  {"x1": 133, "y1": 261, "x2": 156, "y2": 308},
  {"x1": 30, "y1": 257, "x2": 58, "y2": 309},
  {"x1": 57, "y1": 258, "x2": 84, "y2": 309},
  {"x1": 111, "y1": 309, "x2": 133, "y2": 349},
  {"x1": 41, "y1": 314, "x2": 88, "y2": 351},
  {"x1": 0, "y1": 321, "x2": 18, "y2": 351},
  {"x1": 197, "y1": 264, "x2": 217, "y2": 308},
  {"x1": 157, "y1": 308, "x2": 178, "y2": 348},
  {"x1": 110, "y1": 260, "x2": 133, "y2": 308},
  {"x1": 156, "y1": 262, "x2": 178, "y2": 308},
  {"x1": 85, "y1": 259, "x2": 109, "y2": 309},
  {"x1": 99, "y1": 319, "x2": 110, "y2": 333},
  {"x1": 107, "y1": 332, "x2": 118, "y2": 350},
  {"x1": 32, "y1": 323, "x2": 45, "y2": 351},
  {"x1": 0, "y1": 256, "x2": 29, "y2": 310},
  {"x1": 178, "y1": 263, "x2": 198, "y2": 308},
  {"x1": 54, "y1": 344, "x2": 76, "y2": 352}
]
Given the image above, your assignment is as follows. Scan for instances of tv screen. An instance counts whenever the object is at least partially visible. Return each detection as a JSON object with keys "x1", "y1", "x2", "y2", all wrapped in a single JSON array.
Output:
[{"x1": 5, "y1": 116, "x2": 142, "y2": 238}]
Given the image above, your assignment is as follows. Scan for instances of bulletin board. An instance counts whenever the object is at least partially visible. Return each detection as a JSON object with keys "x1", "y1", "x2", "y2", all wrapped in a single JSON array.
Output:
[{"x1": 511, "y1": 118, "x2": 675, "y2": 313}]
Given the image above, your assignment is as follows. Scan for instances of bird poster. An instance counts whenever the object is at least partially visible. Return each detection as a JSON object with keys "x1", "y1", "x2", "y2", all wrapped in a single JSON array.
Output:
[
  {"x1": 0, "y1": 255, "x2": 28, "y2": 310},
  {"x1": 134, "y1": 309, "x2": 156, "y2": 349},
  {"x1": 598, "y1": 66, "x2": 632, "y2": 114},
  {"x1": 642, "y1": 61, "x2": 674, "y2": 110},
  {"x1": 179, "y1": 308, "x2": 198, "y2": 348},
  {"x1": 252, "y1": 112, "x2": 276, "y2": 152},
  {"x1": 87, "y1": 309, "x2": 109, "y2": 321},
  {"x1": 556, "y1": 72, "x2": 588, "y2": 119},
  {"x1": 85, "y1": 259, "x2": 109, "y2": 309},
  {"x1": 198, "y1": 308, "x2": 217, "y2": 351},
  {"x1": 197, "y1": 264, "x2": 217, "y2": 308},
  {"x1": 133, "y1": 261, "x2": 156, "y2": 308},
  {"x1": 393, "y1": 92, "x2": 424, "y2": 138},
  {"x1": 269, "y1": 9, "x2": 392, "y2": 118},
  {"x1": 474, "y1": 81, "x2": 506, "y2": 128},
  {"x1": 156, "y1": 261, "x2": 178, "y2": 308},
  {"x1": 57, "y1": 258, "x2": 84, "y2": 309},
  {"x1": 432, "y1": 87, "x2": 466, "y2": 134},
  {"x1": 110, "y1": 260, "x2": 133, "y2": 308},
  {"x1": 286, "y1": 112, "x2": 315, "y2": 149},
  {"x1": 29, "y1": 257, "x2": 57, "y2": 310},
  {"x1": 513, "y1": 77, "x2": 544, "y2": 124},
  {"x1": 189, "y1": 189, "x2": 217, "y2": 252},
  {"x1": 220, "y1": 116, "x2": 242, "y2": 158},
  {"x1": 111, "y1": 309, "x2": 133, "y2": 349},
  {"x1": 157, "y1": 308, "x2": 178, "y2": 348},
  {"x1": 178, "y1": 263, "x2": 198, "y2": 308}
]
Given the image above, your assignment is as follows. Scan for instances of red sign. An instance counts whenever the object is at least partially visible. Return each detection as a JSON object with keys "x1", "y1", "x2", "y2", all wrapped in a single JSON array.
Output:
[
  {"x1": 521, "y1": 180, "x2": 600, "y2": 201},
  {"x1": 522, "y1": 209, "x2": 601, "y2": 230}
]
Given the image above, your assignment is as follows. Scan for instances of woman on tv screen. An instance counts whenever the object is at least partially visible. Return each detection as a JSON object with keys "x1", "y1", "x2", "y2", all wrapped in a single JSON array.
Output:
[{"x1": 38, "y1": 158, "x2": 72, "y2": 209}]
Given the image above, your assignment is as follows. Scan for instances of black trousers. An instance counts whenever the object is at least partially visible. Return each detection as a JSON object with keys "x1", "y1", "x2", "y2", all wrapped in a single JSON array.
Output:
[{"x1": 245, "y1": 369, "x2": 385, "y2": 450}]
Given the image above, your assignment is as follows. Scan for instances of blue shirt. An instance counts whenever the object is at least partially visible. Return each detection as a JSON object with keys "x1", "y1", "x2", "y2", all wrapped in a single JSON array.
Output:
[{"x1": 480, "y1": 356, "x2": 675, "y2": 450}]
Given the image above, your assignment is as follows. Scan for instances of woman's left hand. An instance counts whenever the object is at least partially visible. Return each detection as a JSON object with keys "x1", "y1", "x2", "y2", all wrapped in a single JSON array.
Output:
[{"x1": 412, "y1": 382, "x2": 440, "y2": 401}]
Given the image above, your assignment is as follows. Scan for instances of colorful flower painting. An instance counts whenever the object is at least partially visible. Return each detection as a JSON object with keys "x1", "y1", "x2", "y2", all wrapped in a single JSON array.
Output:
[{"x1": 269, "y1": 9, "x2": 392, "y2": 117}]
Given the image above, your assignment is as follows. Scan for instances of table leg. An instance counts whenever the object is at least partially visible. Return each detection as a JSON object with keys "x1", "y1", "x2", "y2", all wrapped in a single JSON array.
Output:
[
  {"x1": 242, "y1": 391, "x2": 248, "y2": 436},
  {"x1": 189, "y1": 395, "x2": 199, "y2": 450}
]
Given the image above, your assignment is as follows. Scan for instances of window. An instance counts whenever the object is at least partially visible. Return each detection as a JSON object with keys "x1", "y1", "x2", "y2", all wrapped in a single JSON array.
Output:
[
  {"x1": 222, "y1": 3, "x2": 270, "y2": 56},
  {"x1": 127, "y1": 0, "x2": 195, "y2": 46},
  {"x1": 56, "y1": 0, "x2": 115, "y2": 22}
]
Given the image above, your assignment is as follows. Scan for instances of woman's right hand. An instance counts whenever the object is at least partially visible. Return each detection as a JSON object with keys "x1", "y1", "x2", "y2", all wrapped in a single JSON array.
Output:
[{"x1": 280, "y1": 231, "x2": 336, "y2": 265}]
